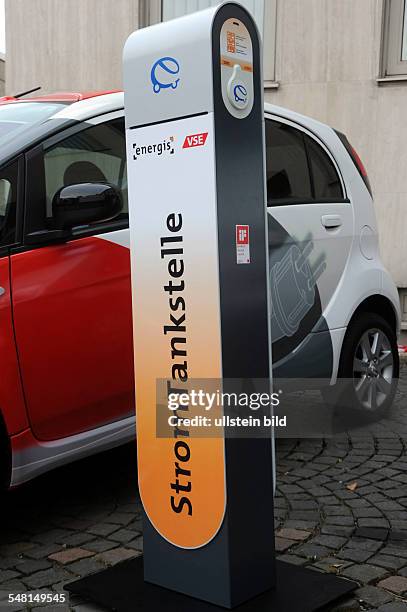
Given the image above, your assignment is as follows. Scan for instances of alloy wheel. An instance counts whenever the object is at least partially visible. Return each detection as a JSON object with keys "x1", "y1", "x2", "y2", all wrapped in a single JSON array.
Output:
[{"x1": 353, "y1": 328, "x2": 394, "y2": 411}]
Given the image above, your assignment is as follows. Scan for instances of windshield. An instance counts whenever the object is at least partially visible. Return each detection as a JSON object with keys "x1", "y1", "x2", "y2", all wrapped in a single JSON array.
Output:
[{"x1": 0, "y1": 102, "x2": 67, "y2": 146}]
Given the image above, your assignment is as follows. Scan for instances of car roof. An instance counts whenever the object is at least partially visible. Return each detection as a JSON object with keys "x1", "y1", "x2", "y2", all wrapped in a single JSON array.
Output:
[
  {"x1": 0, "y1": 90, "x2": 122, "y2": 106},
  {"x1": 5, "y1": 90, "x2": 329, "y2": 132},
  {"x1": 50, "y1": 91, "x2": 124, "y2": 121},
  {"x1": 50, "y1": 92, "x2": 331, "y2": 134},
  {"x1": 0, "y1": 91, "x2": 335, "y2": 166},
  {"x1": 54, "y1": 91, "x2": 329, "y2": 129},
  {"x1": 0, "y1": 91, "x2": 124, "y2": 165}
]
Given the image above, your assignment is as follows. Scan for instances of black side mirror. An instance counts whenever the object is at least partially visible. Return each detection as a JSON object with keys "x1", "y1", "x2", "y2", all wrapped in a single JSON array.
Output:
[{"x1": 52, "y1": 182, "x2": 122, "y2": 231}]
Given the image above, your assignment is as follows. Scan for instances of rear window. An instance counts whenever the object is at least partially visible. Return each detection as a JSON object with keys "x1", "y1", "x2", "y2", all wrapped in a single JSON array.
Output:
[
  {"x1": 266, "y1": 120, "x2": 312, "y2": 205},
  {"x1": 0, "y1": 102, "x2": 67, "y2": 146},
  {"x1": 266, "y1": 119, "x2": 345, "y2": 206},
  {"x1": 305, "y1": 134, "x2": 343, "y2": 200}
]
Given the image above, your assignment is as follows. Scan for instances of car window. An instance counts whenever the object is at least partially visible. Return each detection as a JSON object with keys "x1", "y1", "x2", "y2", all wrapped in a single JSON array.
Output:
[
  {"x1": 304, "y1": 134, "x2": 343, "y2": 200},
  {"x1": 266, "y1": 119, "x2": 344, "y2": 206},
  {"x1": 0, "y1": 102, "x2": 68, "y2": 147},
  {"x1": 0, "y1": 160, "x2": 18, "y2": 248},
  {"x1": 266, "y1": 120, "x2": 312, "y2": 206},
  {"x1": 44, "y1": 118, "x2": 127, "y2": 223}
]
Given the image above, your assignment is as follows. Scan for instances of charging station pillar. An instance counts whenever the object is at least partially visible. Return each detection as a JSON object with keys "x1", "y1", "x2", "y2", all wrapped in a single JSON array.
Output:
[
  {"x1": 64, "y1": 3, "x2": 358, "y2": 610},
  {"x1": 124, "y1": 2, "x2": 275, "y2": 608}
]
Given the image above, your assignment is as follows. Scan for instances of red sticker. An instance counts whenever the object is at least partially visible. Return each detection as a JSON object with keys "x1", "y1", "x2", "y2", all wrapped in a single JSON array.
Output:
[
  {"x1": 236, "y1": 225, "x2": 249, "y2": 244},
  {"x1": 182, "y1": 132, "x2": 208, "y2": 148},
  {"x1": 236, "y1": 225, "x2": 250, "y2": 264}
]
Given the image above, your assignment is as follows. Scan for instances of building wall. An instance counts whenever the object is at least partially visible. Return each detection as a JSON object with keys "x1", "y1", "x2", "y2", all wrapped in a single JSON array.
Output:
[
  {"x1": 265, "y1": 0, "x2": 407, "y2": 296},
  {"x1": 5, "y1": 0, "x2": 139, "y2": 94}
]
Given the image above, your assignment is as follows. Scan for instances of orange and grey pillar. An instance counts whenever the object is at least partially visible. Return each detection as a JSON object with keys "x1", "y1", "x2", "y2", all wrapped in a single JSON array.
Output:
[{"x1": 123, "y1": 3, "x2": 275, "y2": 608}]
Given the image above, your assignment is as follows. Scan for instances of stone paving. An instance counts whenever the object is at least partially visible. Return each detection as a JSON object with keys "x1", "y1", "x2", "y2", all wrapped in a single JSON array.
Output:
[{"x1": 0, "y1": 366, "x2": 406, "y2": 611}]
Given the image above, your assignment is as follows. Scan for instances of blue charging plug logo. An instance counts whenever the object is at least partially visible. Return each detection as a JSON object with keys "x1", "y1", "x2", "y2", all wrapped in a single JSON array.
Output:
[
  {"x1": 151, "y1": 57, "x2": 180, "y2": 94},
  {"x1": 233, "y1": 84, "x2": 247, "y2": 104}
]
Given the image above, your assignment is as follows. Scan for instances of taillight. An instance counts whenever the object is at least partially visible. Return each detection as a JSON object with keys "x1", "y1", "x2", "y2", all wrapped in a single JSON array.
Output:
[{"x1": 335, "y1": 130, "x2": 373, "y2": 197}]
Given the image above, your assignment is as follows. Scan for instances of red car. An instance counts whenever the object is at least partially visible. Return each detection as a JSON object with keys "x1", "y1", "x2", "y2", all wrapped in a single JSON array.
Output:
[{"x1": 0, "y1": 91, "x2": 135, "y2": 488}]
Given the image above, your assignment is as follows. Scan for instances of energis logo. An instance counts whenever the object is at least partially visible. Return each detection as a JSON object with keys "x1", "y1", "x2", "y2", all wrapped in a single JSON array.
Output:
[
  {"x1": 132, "y1": 137, "x2": 174, "y2": 161},
  {"x1": 182, "y1": 132, "x2": 208, "y2": 149}
]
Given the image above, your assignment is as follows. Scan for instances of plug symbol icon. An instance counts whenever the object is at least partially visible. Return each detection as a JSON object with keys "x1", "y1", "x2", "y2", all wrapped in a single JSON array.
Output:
[
  {"x1": 227, "y1": 64, "x2": 249, "y2": 109},
  {"x1": 233, "y1": 84, "x2": 247, "y2": 104},
  {"x1": 270, "y1": 238, "x2": 326, "y2": 342}
]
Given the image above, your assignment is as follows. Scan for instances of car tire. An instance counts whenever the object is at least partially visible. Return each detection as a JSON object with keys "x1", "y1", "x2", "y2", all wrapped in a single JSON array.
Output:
[{"x1": 322, "y1": 312, "x2": 399, "y2": 419}]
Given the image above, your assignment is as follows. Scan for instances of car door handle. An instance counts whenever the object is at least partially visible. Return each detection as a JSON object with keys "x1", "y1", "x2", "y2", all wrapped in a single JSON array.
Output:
[
  {"x1": 321, "y1": 214, "x2": 342, "y2": 229},
  {"x1": 0, "y1": 287, "x2": 5, "y2": 297}
]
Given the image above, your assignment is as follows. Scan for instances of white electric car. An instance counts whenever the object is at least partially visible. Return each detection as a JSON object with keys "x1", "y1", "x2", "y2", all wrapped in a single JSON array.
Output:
[
  {"x1": 0, "y1": 90, "x2": 400, "y2": 487},
  {"x1": 264, "y1": 106, "x2": 400, "y2": 413}
]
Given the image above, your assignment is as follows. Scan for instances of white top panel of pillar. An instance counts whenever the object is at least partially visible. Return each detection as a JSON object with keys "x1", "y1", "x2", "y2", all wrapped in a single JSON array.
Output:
[
  {"x1": 123, "y1": 6, "x2": 217, "y2": 127},
  {"x1": 162, "y1": 0, "x2": 264, "y2": 39}
]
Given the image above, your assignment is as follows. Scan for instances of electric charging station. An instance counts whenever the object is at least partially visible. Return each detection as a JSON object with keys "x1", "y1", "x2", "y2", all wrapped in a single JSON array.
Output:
[
  {"x1": 125, "y1": 3, "x2": 275, "y2": 607},
  {"x1": 66, "y1": 3, "x2": 356, "y2": 610}
]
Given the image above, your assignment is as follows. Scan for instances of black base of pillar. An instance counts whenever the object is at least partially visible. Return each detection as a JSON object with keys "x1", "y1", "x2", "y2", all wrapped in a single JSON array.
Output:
[{"x1": 65, "y1": 555, "x2": 357, "y2": 611}]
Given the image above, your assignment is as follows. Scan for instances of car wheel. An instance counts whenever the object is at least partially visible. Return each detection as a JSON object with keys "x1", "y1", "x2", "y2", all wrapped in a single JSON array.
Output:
[{"x1": 323, "y1": 312, "x2": 399, "y2": 419}]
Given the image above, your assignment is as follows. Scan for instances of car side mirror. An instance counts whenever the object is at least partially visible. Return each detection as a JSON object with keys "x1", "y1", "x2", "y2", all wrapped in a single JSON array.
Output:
[{"x1": 52, "y1": 182, "x2": 122, "y2": 231}]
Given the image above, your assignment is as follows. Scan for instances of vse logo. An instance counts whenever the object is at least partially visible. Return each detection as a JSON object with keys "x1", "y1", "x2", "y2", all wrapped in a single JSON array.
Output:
[
  {"x1": 182, "y1": 132, "x2": 208, "y2": 149},
  {"x1": 150, "y1": 57, "x2": 180, "y2": 94}
]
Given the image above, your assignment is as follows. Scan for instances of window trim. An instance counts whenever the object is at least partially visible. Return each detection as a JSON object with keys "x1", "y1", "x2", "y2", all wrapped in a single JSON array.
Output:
[
  {"x1": 381, "y1": 0, "x2": 407, "y2": 77},
  {"x1": 265, "y1": 114, "x2": 349, "y2": 207},
  {"x1": 0, "y1": 156, "x2": 24, "y2": 257},
  {"x1": 263, "y1": 0, "x2": 277, "y2": 83},
  {"x1": 23, "y1": 112, "x2": 129, "y2": 248},
  {"x1": 42, "y1": 110, "x2": 125, "y2": 150},
  {"x1": 139, "y1": 0, "x2": 162, "y2": 28}
]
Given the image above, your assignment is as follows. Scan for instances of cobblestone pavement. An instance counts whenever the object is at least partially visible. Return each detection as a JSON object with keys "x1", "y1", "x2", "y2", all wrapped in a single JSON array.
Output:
[{"x1": 0, "y1": 366, "x2": 407, "y2": 611}]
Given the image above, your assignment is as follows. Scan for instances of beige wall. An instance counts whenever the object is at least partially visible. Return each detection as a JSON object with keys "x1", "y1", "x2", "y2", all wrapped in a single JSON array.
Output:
[
  {"x1": 5, "y1": 0, "x2": 139, "y2": 94},
  {"x1": 265, "y1": 0, "x2": 407, "y2": 291}
]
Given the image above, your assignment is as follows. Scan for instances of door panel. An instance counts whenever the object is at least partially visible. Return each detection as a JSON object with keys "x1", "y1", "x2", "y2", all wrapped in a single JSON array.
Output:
[
  {"x1": 0, "y1": 158, "x2": 27, "y2": 435},
  {"x1": 0, "y1": 256, "x2": 27, "y2": 435},
  {"x1": 11, "y1": 235, "x2": 134, "y2": 441},
  {"x1": 268, "y1": 202, "x2": 353, "y2": 328},
  {"x1": 12, "y1": 116, "x2": 133, "y2": 441},
  {"x1": 266, "y1": 117, "x2": 354, "y2": 374}
]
